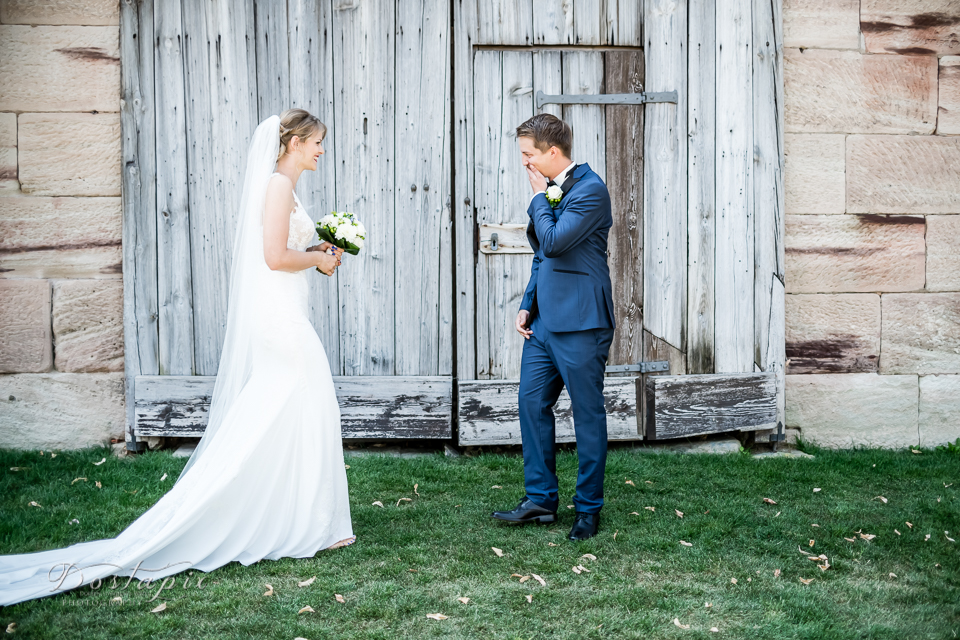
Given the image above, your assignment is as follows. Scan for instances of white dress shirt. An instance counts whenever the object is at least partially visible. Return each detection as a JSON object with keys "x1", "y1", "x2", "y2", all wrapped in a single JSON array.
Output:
[{"x1": 531, "y1": 160, "x2": 576, "y2": 203}]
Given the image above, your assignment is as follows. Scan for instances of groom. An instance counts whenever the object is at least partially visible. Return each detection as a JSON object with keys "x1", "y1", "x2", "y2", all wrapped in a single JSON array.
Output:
[{"x1": 491, "y1": 114, "x2": 615, "y2": 541}]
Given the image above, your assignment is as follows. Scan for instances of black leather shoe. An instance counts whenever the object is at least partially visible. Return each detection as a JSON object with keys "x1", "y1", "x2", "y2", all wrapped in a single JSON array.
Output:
[
  {"x1": 567, "y1": 512, "x2": 599, "y2": 541},
  {"x1": 491, "y1": 498, "x2": 557, "y2": 524}
]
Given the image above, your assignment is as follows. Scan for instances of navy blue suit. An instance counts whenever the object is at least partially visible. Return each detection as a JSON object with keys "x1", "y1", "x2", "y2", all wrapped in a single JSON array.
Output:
[{"x1": 519, "y1": 163, "x2": 615, "y2": 514}]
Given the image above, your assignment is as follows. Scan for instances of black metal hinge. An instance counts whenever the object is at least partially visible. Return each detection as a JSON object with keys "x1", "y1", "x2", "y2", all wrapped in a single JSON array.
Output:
[
  {"x1": 536, "y1": 90, "x2": 678, "y2": 110},
  {"x1": 605, "y1": 361, "x2": 670, "y2": 375}
]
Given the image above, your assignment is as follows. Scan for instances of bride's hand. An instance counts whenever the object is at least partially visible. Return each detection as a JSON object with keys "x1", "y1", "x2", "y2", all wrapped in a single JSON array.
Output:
[
  {"x1": 314, "y1": 246, "x2": 343, "y2": 276},
  {"x1": 307, "y1": 242, "x2": 334, "y2": 253}
]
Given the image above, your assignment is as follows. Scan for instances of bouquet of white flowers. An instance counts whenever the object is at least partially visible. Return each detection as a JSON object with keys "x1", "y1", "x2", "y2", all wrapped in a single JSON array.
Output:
[{"x1": 316, "y1": 212, "x2": 366, "y2": 255}]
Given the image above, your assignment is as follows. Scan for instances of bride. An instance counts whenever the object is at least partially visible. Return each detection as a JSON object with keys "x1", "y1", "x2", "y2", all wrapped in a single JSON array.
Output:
[{"x1": 0, "y1": 109, "x2": 355, "y2": 605}]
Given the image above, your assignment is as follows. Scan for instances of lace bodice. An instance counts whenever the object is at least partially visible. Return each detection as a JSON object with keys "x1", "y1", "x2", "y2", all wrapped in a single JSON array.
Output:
[{"x1": 287, "y1": 192, "x2": 316, "y2": 252}]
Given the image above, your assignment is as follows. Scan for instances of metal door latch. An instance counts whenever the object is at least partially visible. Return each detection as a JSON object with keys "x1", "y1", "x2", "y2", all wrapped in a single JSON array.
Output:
[
  {"x1": 490, "y1": 232, "x2": 499, "y2": 251},
  {"x1": 604, "y1": 360, "x2": 670, "y2": 374}
]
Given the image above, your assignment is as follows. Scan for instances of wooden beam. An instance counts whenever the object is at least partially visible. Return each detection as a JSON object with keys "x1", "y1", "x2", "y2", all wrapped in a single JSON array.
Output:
[
  {"x1": 134, "y1": 375, "x2": 453, "y2": 440},
  {"x1": 458, "y1": 378, "x2": 641, "y2": 445},
  {"x1": 644, "y1": 372, "x2": 777, "y2": 440}
]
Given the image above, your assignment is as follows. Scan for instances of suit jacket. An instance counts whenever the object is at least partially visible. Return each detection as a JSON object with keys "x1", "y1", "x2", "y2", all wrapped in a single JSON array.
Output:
[{"x1": 520, "y1": 163, "x2": 615, "y2": 333}]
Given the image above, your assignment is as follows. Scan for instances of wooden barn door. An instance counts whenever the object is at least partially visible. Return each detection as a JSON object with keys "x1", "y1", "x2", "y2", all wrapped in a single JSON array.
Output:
[
  {"x1": 121, "y1": 0, "x2": 454, "y2": 447},
  {"x1": 457, "y1": 47, "x2": 645, "y2": 445}
]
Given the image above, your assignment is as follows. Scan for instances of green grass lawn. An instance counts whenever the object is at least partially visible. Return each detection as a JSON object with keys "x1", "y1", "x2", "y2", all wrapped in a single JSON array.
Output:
[{"x1": 0, "y1": 443, "x2": 958, "y2": 639}]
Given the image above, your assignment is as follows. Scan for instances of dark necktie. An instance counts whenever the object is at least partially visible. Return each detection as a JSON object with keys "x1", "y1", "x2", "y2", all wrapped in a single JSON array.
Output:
[{"x1": 546, "y1": 179, "x2": 557, "y2": 188}]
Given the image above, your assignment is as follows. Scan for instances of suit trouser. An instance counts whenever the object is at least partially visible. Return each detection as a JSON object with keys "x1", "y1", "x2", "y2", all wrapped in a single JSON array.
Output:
[{"x1": 518, "y1": 314, "x2": 614, "y2": 514}]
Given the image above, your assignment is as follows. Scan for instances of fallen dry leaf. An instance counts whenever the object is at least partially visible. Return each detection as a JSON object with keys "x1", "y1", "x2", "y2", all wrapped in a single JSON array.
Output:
[
  {"x1": 335, "y1": 594, "x2": 345, "y2": 604},
  {"x1": 532, "y1": 574, "x2": 546, "y2": 586},
  {"x1": 924, "y1": 534, "x2": 931, "y2": 542},
  {"x1": 519, "y1": 576, "x2": 531, "y2": 583},
  {"x1": 813, "y1": 488, "x2": 821, "y2": 493},
  {"x1": 680, "y1": 540, "x2": 693, "y2": 547},
  {"x1": 582, "y1": 553, "x2": 597, "y2": 561},
  {"x1": 645, "y1": 480, "x2": 653, "y2": 484},
  {"x1": 10, "y1": 467, "x2": 24, "y2": 471},
  {"x1": 414, "y1": 483, "x2": 420, "y2": 496},
  {"x1": 458, "y1": 597, "x2": 470, "y2": 604},
  {"x1": 51, "y1": 453, "x2": 56, "y2": 458},
  {"x1": 547, "y1": 542, "x2": 559, "y2": 547},
  {"x1": 811, "y1": 524, "x2": 820, "y2": 528},
  {"x1": 151, "y1": 602, "x2": 167, "y2": 613},
  {"x1": 705, "y1": 602, "x2": 712, "y2": 608},
  {"x1": 625, "y1": 480, "x2": 636, "y2": 486},
  {"x1": 27, "y1": 501, "x2": 41, "y2": 508},
  {"x1": 93, "y1": 457, "x2": 106, "y2": 466},
  {"x1": 818, "y1": 563, "x2": 830, "y2": 572},
  {"x1": 298, "y1": 576, "x2": 316, "y2": 587},
  {"x1": 774, "y1": 569, "x2": 781, "y2": 578},
  {"x1": 946, "y1": 532, "x2": 955, "y2": 543},
  {"x1": 491, "y1": 485, "x2": 502, "y2": 489},
  {"x1": 889, "y1": 573, "x2": 897, "y2": 578},
  {"x1": 763, "y1": 498, "x2": 777, "y2": 505},
  {"x1": 160, "y1": 473, "x2": 168, "y2": 482},
  {"x1": 344, "y1": 464, "x2": 350, "y2": 469},
  {"x1": 675, "y1": 510, "x2": 684, "y2": 519},
  {"x1": 876, "y1": 496, "x2": 888, "y2": 504},
  {"x1": 845, "y1": 537, "x2": 856, "y2": 542},
  {"x1": 906, "y1": 521, "x2": 913, "y2": 529},
  {"x1": 426, "y1": 613, "x2": 448, "y2": 621},
  {"x1": 945, "y1": 483, "x2": 953, "y2": 488},
  {"x1": 110, "y1": 596, "x2": 122, "y2": 604},
  {"x1": 799, "y1": 577, "x2": 814, "y2": 585},
  {"x1": 525, "y1": 594, "x2": 533, "y2": 603},
  {"x1": 566, "y1": 505, "x2": 574, "y2": 509},
  {"x1": 731, "y1": 578, "x2": 738, "y2": 585},
  {"x1": 859, "y1": 533, "x2": 876, "y2": 541},
  {"x1": 6, "y1": 623, "x2": 16, "y2": 633},
  {"x1": 630, "y1": 512, "x2": 640, "y2": 516},
  {"x1": 710, "y1": 627, "x2": 719, "y2": 633},
  {"x1": 911, "y1": 449, "x2": 921, "y2": 454},
  {"x1": 298, "y1": 606, "x2": 315, "y2": 614},
  {"x1": 68, "y1": 518, "x2": 79, "y2": 525},
  {"x1": 71, "y1": 477, "x2": 87, "y2": 484},
  {"x1": 372, "y1": 501, "x2": 384, "y2": 508},
  {"x1": 95, "y1": 481, "x2": 102, "y2": 489},
  {"x1": 673, "y1": 618, "x2": 690, "y2": 630},
  {"x1": 775, "y1": 511, "x2": 781, "y2": 517},
  {"x1": 492, "y1": 547, "x2": 504, "y2": 557},
  {"x1": 809, "y1": 539, "x2": 815, "y2": 547},
  {"x1": 396, "y1": 498, "x2": 412, "y2": 507},
  {"x1": 263, "y1": 584, "x2": 274, "y2": 596},
  {"x1": 645, "y1": 506, "x2": 655, "y2": 512},
  {"x1": 614, "y1": 530, "x2": 619, "y2": 540}
]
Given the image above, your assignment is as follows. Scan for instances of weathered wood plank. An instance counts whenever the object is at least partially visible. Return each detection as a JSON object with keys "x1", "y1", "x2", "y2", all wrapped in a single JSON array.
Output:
[
  {"x1": 154, "y1": 0, "x2": 194, "y2": 375},
  {"x1": 474, "y1": 50, "x2": 534, "y2": 380},
  {"x1": 477, "y1": 0, "x2": 532, "y2": 45},
  {"x1": 604, "y1": 49, "x2": 644, "y2": 368},
  {"x1": 288, "y1": 0, "x2": 341, "y2": 373},
  {"x1": 479, "y1": 223, "x2": 532, "y2": 254},
  {"x1": 120, "y1": 0, "x2": 158, "y2": 447},
  {"x1": 686, "y1": 0, "x2": 715, "y2": 375},
  {"x1": 642, "y1": 0, "x2": 687, "y2": 352},
  {"x1": 454, "y1": 0, "x2": 477, "y2": 379},
  {"x1": 333, "y1": 0, "x2": 395, "y2": 375},
  {"x1": 561, "y1": 50, "x2": 605, "y2": 181},
  {"x1": 613, "y1": 0, "x2": 643, "y2": 46},
  {"x1": 134, "y1": 375, "x2": 453, "y2": 439},
  {"x1": 395, "y1": 0, "x2": 451, "y2": 377},
  {"x1": 532, "y1": 49, "x2": 562, "y2": 117},
  {"x1": 645, "y1": 372, "x2": 778, "y2": 440},
  {"x1": 181, "y1": 0, "x2": 258, "y2": 375},
  {"x1": 458, "y1": 378, "x2": 641, "y2": 445},
  {"x1": 253, "y1": 0, "x2": 289, "y2": 118},
  {"x1": 573, "y1": 0, "x2": 602, "y2": 45},
  {"x1": 532, "y1": 0, "x2": 569, "y2": 45},
  {"x1": 714, "y1": 0, "x2": 754, "y2": 373}
]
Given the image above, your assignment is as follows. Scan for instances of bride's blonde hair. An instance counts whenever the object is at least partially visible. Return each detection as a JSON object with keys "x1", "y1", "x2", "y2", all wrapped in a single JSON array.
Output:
[{"x1": 277, "y1": 108, "x2": 326, "y2": 161}]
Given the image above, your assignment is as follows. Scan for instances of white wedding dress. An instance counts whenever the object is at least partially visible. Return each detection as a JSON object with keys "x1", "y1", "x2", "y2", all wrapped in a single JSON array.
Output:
[{"x1": 0, "y1": 117, "x2": 354, "y2": 606}]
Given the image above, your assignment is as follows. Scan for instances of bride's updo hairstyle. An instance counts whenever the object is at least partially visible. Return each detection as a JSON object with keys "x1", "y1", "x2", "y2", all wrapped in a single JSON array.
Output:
[{"x1": 277, "y1": 108, "x2": 327, "y2": 161}]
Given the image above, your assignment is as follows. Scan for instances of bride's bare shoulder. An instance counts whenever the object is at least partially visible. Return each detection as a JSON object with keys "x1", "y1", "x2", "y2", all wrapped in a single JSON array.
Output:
[{"x1": 265, "y1": 173, "x2": 295, "y2": 208}]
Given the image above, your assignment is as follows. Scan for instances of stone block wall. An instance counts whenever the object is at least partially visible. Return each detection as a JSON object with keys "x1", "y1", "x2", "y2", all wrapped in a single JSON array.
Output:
[
  {"x1": 0, "y1": 0, "x2": 125, "y2": 449},
  {"x1": 783, "y1": 0, "x2": 960, "y2": 448}
]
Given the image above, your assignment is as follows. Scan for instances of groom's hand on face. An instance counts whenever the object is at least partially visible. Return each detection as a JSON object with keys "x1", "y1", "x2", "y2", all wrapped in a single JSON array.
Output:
[
  {"x1": 525, "y1": 164, "x2": 548, "y2": 194},
  {"x1": 515, "y1": 310, "x2": 533, "y2": 340}
]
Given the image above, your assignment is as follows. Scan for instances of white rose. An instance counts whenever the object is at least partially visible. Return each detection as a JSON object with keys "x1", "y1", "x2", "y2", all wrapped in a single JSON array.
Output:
[
  {"x1": 353, "y1": 237, "x2": 364, "y2": 249},
  {"x1": 341, "y1": 226, "x2": 358, "y2": 243},
  {"x1": 319, "y1": 214, "x2": 336, "y2": 227},
  {"x1": 354, "y1": 222, "x2": 367, "y2": 237},
  {"x1": 546, "y1": 185, "x2": 563, "y2": 201},
  {"x1": 334, "y1": 225, "x2": 348, "y2": 241}
]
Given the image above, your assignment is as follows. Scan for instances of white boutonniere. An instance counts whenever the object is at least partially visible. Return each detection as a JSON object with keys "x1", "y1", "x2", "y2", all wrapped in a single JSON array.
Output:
[{"x1": 545, "y1": 184, "x2": 564, "y2": 208}]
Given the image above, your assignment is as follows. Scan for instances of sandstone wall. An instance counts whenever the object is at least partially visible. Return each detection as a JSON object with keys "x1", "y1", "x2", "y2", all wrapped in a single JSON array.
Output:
[
  {"x1": 783, "y1": 0, "x2": 960, "y2": 448},
  {"x1": 0, "y1": 0, "x2": 125, "y2": 449}
]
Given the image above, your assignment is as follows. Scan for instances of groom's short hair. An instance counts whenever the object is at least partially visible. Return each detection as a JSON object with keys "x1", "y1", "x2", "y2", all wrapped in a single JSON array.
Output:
[{"x1": 516, "y1": 114, "x2": 572, "y2": 158}]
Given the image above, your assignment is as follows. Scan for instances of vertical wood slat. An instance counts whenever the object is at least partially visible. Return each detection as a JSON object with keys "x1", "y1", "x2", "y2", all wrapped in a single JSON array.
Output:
[
  {"x1": 686, "y1": 0, "x2": 716, "y2": 374},
  {"x1": 532, "y1": 50, "x2": 563, "y2": 117},
  {"x1": 642, "y1": 0, "x2": 687, "y2": 354},
  {"x1": 532, "y1": 0, "x2": 569, "y2": 45},
  {"x1": 333, "y1": 0, "x2": 396, "y2": 375},
  {"x1": 477, "y1": 0, "x2": 532, "y2": 45},
  {"x1": 253, "y1": 0, "x2": 289, "y2": 119},
  {"x1": 474, "y1": 50, "x2": 534, "y2": 380},
  {"x1": 561, "y1": 51, "x2": 606, "y2": 181},
  {"x1": 181, "y1": 0, "x2": 259, "y2": 375},
  {"x1": 395, "y1": 0, "x2": 451, "y2": 376},
  {"x1": 454, "y1": 0, "x2": 478, "y2": 380},
  {"x1": 754, "y1": 0, "x2": 786, "y2": 429},
  {"x1": 288, "y1": 0, "x2": 341, "y2": 373},
  {"x1": 120, "y1": 0, "x2": 159, "y2": 445},
  {"x1": 613, "y1": 0, "x2": 643, "y2": 46},
  {"x1": 530, "y1": 0, "x2": 642, "y2": 46},
  {"x1": 604, "y1": 49, "x2": 644, "y2": 367},
  {"x1": 715, "y1": 0, "x2": 754, "y2": 373},
  {"x1": 154, "y1": 0, "x2": 194, "y2": 375}
]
